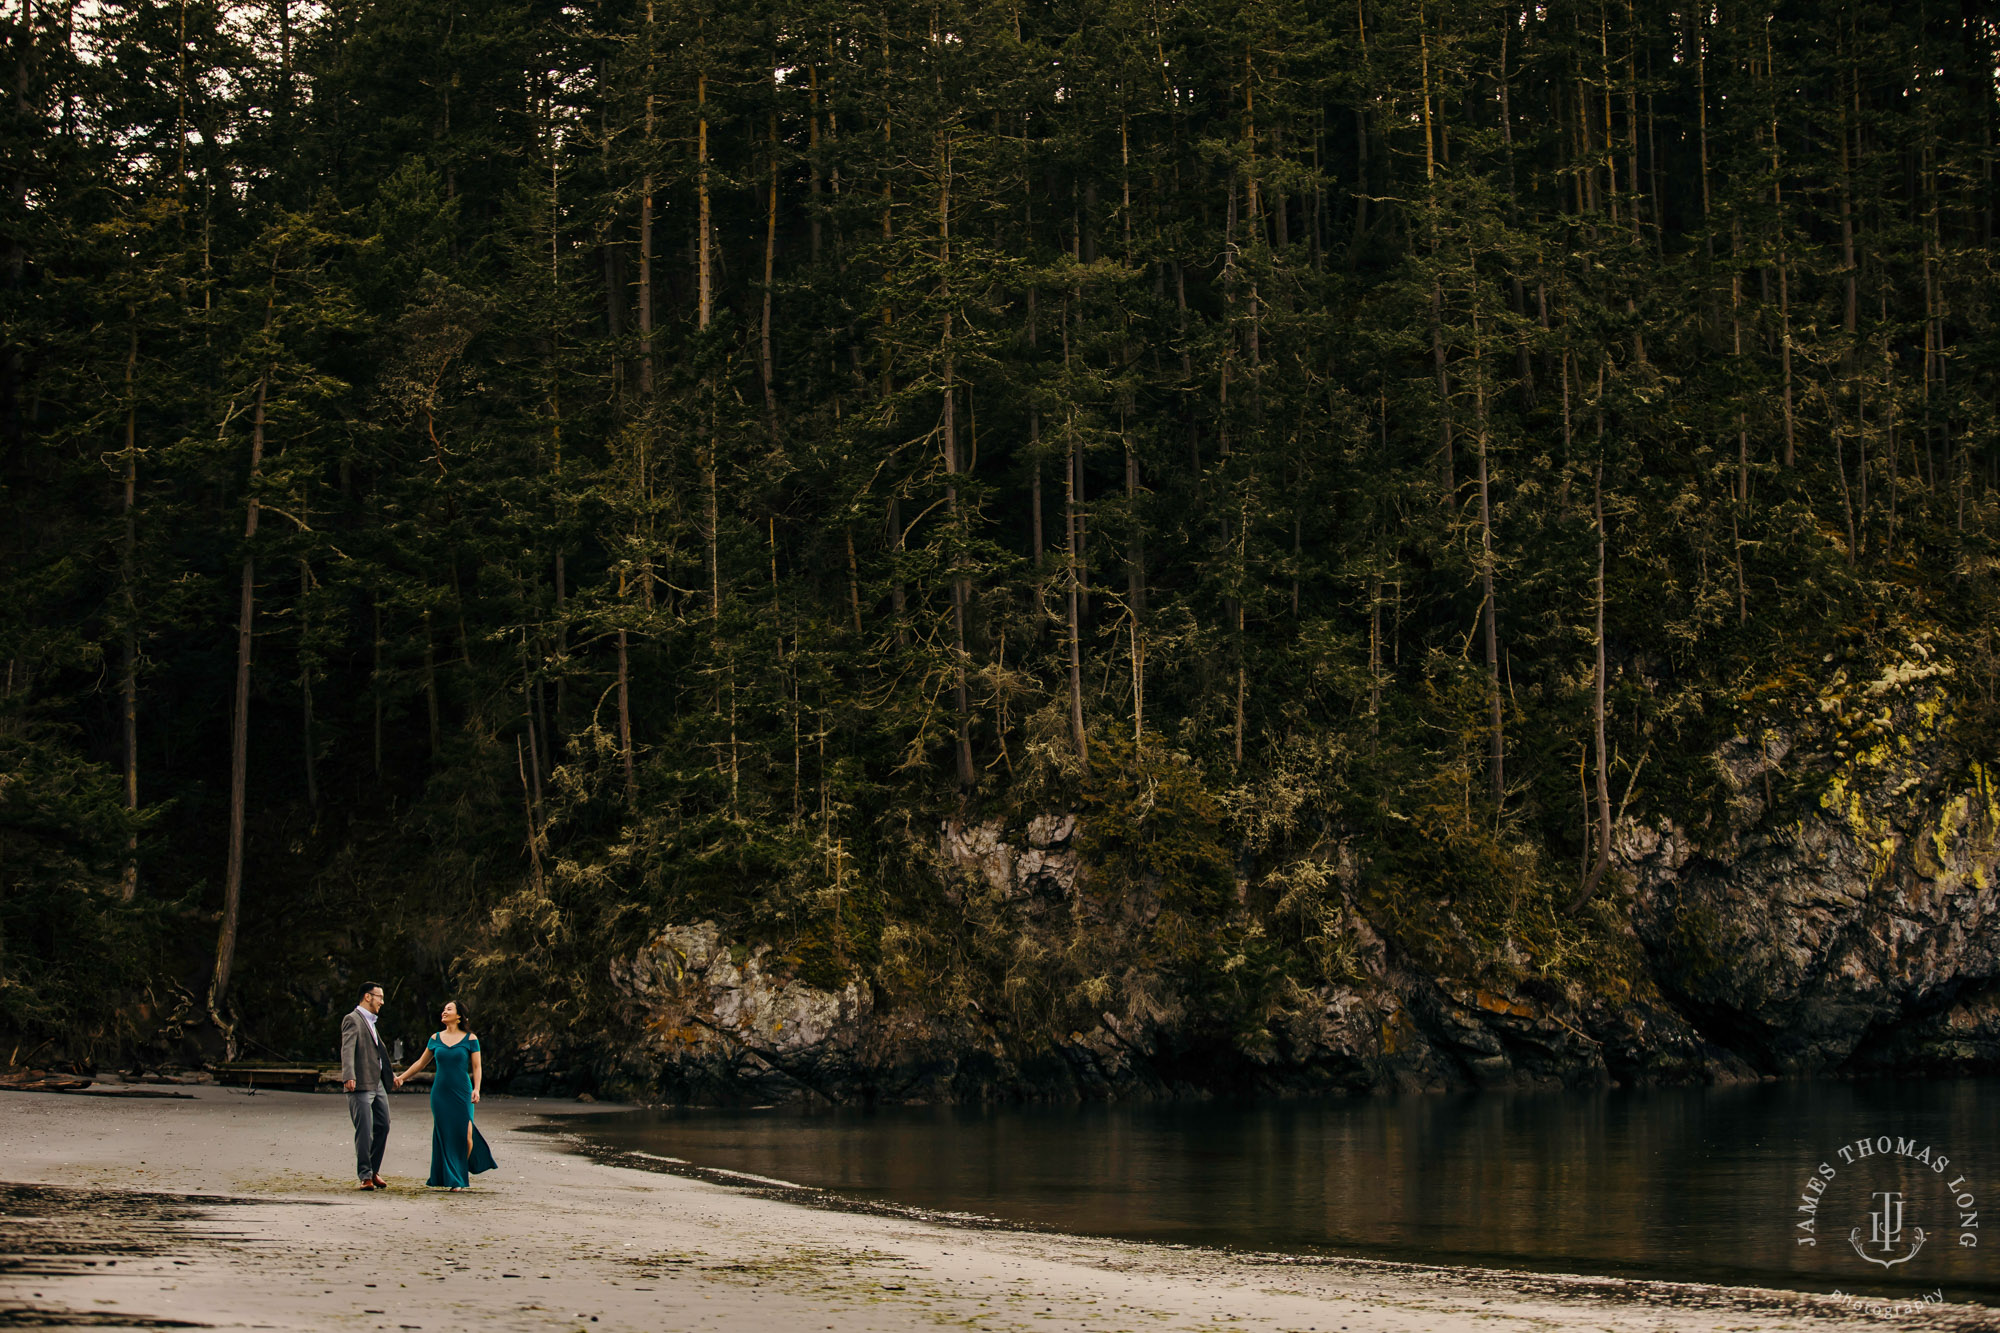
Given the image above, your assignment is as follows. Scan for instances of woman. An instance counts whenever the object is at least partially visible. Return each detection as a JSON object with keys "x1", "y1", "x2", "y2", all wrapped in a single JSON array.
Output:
[{"x1": 394, "y1": 1001, "x2": 497, "y2": 1190}]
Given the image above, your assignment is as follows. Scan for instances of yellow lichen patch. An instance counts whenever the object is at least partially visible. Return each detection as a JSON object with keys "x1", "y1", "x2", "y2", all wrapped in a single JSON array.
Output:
[
  {"x1": 1866, "y1": 659, "x2": 1951, "y2": 696},
  {"x1": 1378, "y1": 1003, "x2": 1413, "y2": 1055},
  {"x1": 1914, "y1": 825, "x2": 1943, "y2": 878},
  {"x1": 1933, "y1": 791, "x2": 1971, "y2": 874},
  {"x1": 643, "y1": 1020, "x2": 708, "y2": 1051},
  {"x1": 1473, "y1": 989, "x2": 1535, "y2": 1018},
  {"x1": 1869, "y1": 836, "x2": 1900, "y2": 895}
]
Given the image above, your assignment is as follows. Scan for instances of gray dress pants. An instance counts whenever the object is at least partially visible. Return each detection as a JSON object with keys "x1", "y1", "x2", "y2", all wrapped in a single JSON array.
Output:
[{"x1": 348, "y1": 1088, "x2": 390, "y2": 1181}]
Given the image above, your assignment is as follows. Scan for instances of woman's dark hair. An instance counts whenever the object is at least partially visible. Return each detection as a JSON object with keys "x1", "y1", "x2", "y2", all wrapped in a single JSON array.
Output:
[{"x1": 441, "y1": 999, "x2": 469, "y2": 1032}]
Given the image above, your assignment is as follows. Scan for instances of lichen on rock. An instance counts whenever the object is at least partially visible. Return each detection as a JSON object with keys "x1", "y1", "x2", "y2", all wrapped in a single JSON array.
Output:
[{"x1": 609, "y1": 921, "x2": 872, "y2": 1102}]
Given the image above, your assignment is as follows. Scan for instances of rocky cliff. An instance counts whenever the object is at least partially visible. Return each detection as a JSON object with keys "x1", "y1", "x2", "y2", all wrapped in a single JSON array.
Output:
[{"x1": 581, "y1": 654, "x2": 2000, "y2": 1105}]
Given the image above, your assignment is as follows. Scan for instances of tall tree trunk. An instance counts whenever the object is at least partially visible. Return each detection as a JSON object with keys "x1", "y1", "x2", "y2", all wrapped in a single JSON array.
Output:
[
  {"x1": 1175, "y1": 260, "x2": 1195, "y2": 467},
  {"x1": 552, "y1": 552, "x2": 568, "y2": 738},
  {"x1": 1120, "y1": 100, "x2": 1145, "y2": 737},
  {"x1": 539, "y1": 79, "x2": 565, "y2": 760},
  {"x1": 517, "y1": 737, "x2": 545, "y2": 894},
  {"x1": 843, "y1": 528, "x2": 862, "y2": 633},
  {"x1": 1731, "y1": 220, "x2": 1750, "y2": 623},
  {"x1": 1233, "y1": 606, "x2": 1247, "y2": 767},
  {"x1": 637, "y1": 193, "x2": 653, "y2": 396},
  {"x1": 370, "y1": 594, "x2": 384, "y2": 774},
  {"x1": 1431, "y1": 278, "x2": 1453, "y2": 503},
  {"x1": 1622, "y1": 0, "x2": 1641, "y2": 239},
  {"x1": 1019, "y1": 137, "x2": 1049, "y2": 625},
  {"x1": 698, "y1": 67, "x2": 713, "y2": 325},
  {"x1": 888, "y1": 496, "x2": 908, "y2": 649},
  {"x1": 1838, "y1": 65, "x2": 1861, "y2": 554},
  {"x1": 518, "y1": 625, "x2": 548, "y2": 862},
  {"x1": 422, "y1": 608, "x2": 439, "y2": 750},
  {"x1": 1346, "y1": 6, "x2": 1369, "y2": 264},
  {"x1": 299, "y1": 559, "x2": 318, "y2": 819},
  {"x1": 1838, "y1": 70, "x2": 1859, "y2": 382},
  {"x1": 616, "y1": 589, "x2": 635, "y2": 798},
  {"x1": 211, "y1": 368, "x2": 269, "y2": 1048},
  {"x1": 938, "y1": 131, "x2": 974, "y2": 792},
  {"x1": 1695, "y1": 6, "x2": 1711, "y2": 261},
  {"x1": 622, "y1": 5, "x2": 656, "y2": 790},
  {"x1": 1062, "y1": 281, "x2": 1088, "y2": 763},
  {"x1": 1238, "y1": 72, "x2": 1260, "y2": 767},
  {"x1": 1065, "y1": 412, "x2": 1088, "y2": 766},
  {"x1": 761, "y1": 64, "x2": 779, "y2": 443},
  {"x1": 807, "y1": 64, "x2": 823, "y2": 263},
  {"x1": 1367, "y1": 572, "x2": 1382, "y2": 752},
  {"x1": 1922, "y1": 181, "x2": 1938, "y2": 495},
  {"x1": 119, "y1": 323, "x2": 139, "y2": 900},
  {"x1": 638, "y1": 2, "x2": 656, "y2": 396},
  {"x1": 1073, "y1": 317, "x2": 1089, "y2": 627},
  {"x1": 1125, "y1": 422, "x2": 1144, "y2": 743},
  {"x1": 698, "y1": 64, "x2": 720, "y2": 617},
  {"x1": 1570, "y1": 414, "x2": 1614, "y2": 915},
  {"x1": 3, "y1": 0, "x2": 30, "y2": 472},
  {"x1": 1833, "y1": 400, "x2": 1859, "y2": 563},
  {"x1": 1027, "y1": 288, "x2": 1045, "y2": 625},
  {"x1": 1765, "y1": 39, "x2": 1796, "y2": 467},
  {"x1": 601, "y1": 243, "x2": 624, "y2": 398},
  {"x1": 1473, "y1": 301, "x2": 1502, "y2": 805},
  {"x1": 1497, "y1": 16, "x2": 1535, "y2": 405}
]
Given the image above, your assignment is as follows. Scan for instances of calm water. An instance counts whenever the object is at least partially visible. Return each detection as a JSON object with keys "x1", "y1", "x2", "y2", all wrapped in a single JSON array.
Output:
[{"x1": 576, "y1": 1079, "x2": 1998, "y2": 1303}]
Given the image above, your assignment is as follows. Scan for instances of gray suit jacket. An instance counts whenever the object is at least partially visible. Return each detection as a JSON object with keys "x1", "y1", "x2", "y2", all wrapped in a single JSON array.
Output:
[{"x1": 340, "y1": 1010, "x2": 389, "y2": 1090}]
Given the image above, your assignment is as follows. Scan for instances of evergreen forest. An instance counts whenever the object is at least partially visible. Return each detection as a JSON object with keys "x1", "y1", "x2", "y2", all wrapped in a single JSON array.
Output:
[{"x1": 6, "y1": 0, "x2": 2000, "y2": 1084}]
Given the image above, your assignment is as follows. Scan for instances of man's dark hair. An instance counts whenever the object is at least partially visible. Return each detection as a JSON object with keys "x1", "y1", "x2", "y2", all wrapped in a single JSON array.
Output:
[{"x1": 359, "y1": 982, "x2": 384, "y2": 1002}]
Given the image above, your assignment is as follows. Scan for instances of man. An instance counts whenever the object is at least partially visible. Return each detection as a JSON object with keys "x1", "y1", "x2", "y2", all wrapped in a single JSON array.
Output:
[{"x1": 340, "y1": 982, "x2": 393, "y2": 1190}]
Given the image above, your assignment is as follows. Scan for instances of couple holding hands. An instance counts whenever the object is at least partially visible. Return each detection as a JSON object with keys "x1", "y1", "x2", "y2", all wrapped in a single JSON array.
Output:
[{"x1": 339, "y1": 984, "x2": 497, "y2": 1192}]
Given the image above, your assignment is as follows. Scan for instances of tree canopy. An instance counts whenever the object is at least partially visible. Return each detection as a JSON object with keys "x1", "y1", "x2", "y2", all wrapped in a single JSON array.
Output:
[{"x1": 5, "y1": 0, "x2": 1999, "y2": 1071}]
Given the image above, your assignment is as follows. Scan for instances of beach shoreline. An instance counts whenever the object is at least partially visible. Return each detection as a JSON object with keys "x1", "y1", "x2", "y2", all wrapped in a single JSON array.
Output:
[{"x1": 1, "y1": 1084, "x2": 1992, "y2": 1332}]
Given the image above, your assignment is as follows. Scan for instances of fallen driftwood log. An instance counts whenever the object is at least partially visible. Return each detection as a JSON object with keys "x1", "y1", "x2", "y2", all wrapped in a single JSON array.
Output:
[
  {"x1": 212, "y1": 1062, "x2": 328, "y2": 1091},
  {"x1": 205, "y1": 1062, "x2": 430, "y2": 1092},
  {"x1": 0, "y1": 1069, "x2": 93, "y2": 1093}
]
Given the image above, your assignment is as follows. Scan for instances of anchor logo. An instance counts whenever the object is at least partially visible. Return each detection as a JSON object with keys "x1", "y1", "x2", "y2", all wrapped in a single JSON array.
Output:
[{"x1": 1849, "y1": 1191, "x2": 1927, "y2": 1269}]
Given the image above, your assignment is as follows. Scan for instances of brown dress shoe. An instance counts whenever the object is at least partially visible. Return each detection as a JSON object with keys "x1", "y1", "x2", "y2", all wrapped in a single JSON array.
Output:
[
  {"x1": 371, "y1": 1175, "x2": 388, "y2": 1189},
  {"x1": 356, "y1": 1180, "x2": 376, "y2": 1191}
]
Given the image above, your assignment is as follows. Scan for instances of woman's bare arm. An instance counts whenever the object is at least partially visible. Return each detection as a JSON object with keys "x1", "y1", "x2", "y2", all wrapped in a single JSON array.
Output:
[
  {"x1": 396, "y1": 1044, "x2": 432, "y2": 1087},
  {"x1": 470, "y1": 1048, "x2": 482, "y2": 1103}
]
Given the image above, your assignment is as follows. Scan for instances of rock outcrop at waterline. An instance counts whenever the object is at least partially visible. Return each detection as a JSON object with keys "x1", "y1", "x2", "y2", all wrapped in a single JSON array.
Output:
[
  {"x1": 586, "y1": 661, "x2": 2000, "y2": 1105},
  {"x1": 1627, "y1": 658, "x2": 2000, "y2": 1079}
]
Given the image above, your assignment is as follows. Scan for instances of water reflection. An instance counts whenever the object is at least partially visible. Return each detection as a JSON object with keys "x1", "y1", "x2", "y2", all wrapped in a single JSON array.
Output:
[{"x1": 577, "y1": 1078, "x2": 1996, "y2": 1303}]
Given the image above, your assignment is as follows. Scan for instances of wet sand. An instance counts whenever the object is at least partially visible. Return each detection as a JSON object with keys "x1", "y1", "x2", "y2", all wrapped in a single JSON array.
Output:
[{"x1": 1, "y1": 1084, "x2": 1992, "y2": 1332}]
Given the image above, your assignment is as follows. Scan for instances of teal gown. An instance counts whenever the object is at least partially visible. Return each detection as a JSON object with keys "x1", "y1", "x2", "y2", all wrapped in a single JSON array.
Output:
[{"x1": 425, "y1": 1033, "x2": 497, "y2": 1188}]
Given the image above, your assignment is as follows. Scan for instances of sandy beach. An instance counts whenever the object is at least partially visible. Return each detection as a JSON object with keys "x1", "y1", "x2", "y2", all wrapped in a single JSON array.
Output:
[{"x1": 1, "y1": 1084, "x2": 1994, "y2": 1333}]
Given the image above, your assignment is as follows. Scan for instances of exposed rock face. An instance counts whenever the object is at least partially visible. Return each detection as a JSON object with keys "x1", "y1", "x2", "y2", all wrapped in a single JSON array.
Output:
[
  {"x1": 940, "y1": 814, "x2": 1079, "y2": 901},
  {"x1": 596, "y1": 658, "x2": 2000, "y2": 1104},
  {"x1": 1629, "y1": 658, "x2": 2000, "y2": 1077},
  {"x1": 603, "y1": 921, "x2": 875, "y2": 1102}
]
